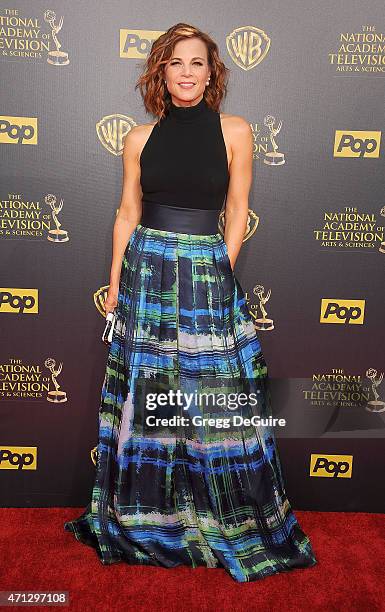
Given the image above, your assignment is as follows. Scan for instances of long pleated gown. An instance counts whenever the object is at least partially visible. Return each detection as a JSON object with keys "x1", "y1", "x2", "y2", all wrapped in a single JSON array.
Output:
[{"x1": 64, "y1": 96, "x2": 317, "y2": 582}]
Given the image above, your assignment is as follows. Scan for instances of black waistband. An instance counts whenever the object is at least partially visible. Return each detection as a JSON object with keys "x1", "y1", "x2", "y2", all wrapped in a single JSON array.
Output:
[{"x1": 140, "y1": 200, "x2": 221, "y2": 235}]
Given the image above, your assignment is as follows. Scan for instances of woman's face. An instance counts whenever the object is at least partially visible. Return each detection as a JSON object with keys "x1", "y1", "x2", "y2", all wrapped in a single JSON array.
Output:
[{"x1": 164, "y1": 37, "x2": 210, "y2": 107}]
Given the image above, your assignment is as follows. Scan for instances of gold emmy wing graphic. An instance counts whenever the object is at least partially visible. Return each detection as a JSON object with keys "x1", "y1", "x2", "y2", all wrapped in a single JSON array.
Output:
[
  {"x1": 94, "y1": 286, "x2": 110, "y2": 317},
  {"x1": 365, "y1": 368, "x2": 385, "y2": 413},
  {"x1": 96, "y1": 114, "x2": 137, "y2": 156},
  {"x1": 379, "y1": 206, "x2": 385, "y2": 253},
  {"x1": 44, "y1": 10, "x2": 70, "y2": 66},
  {"x1": 45, "y1": 357, "x2": 67, "y2": 403},
  {"x1": 218, "y1": 208, "x2": 259, "y2": 242},
  {"x1": 263, "y1": 115, "x2": 285, "y2": 165},
  {"x1": 250, "y1": 285, "x2": 274, "y2": 330},
  {"x1": 45, "y1": 194, "x2": 69, "y2": 242},
  {"x1": 226, "y1": 26, "x2": 271, "y2": 70}
]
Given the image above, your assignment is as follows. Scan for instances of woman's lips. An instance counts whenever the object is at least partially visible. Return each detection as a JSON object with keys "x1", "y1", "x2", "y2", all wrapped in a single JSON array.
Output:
[{"x1": 178, "y1": 83, "x2": 195, "y2": 89}]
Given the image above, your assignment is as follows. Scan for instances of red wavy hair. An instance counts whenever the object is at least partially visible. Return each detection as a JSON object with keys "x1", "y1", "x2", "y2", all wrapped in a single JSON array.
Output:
[{"x1": 135, "y1": 23, "x2": 230, "y2": 123}]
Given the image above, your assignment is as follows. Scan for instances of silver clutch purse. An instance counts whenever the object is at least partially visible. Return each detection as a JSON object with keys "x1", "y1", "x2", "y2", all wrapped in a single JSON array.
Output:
[{"x1": 101, "y1": 309, "x2": 117, "y2": 345}]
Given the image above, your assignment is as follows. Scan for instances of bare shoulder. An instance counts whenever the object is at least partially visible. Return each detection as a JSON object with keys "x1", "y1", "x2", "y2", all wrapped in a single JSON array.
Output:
[
  {"x1": 220, "y1": 112, "x2": 251, "y2": 139},
  {"x1": 123, "y1": 121, "x2": 157, "y2": 160},
  {"x1": 219, "y1": 113, "x2": 252, "y2": 168}
]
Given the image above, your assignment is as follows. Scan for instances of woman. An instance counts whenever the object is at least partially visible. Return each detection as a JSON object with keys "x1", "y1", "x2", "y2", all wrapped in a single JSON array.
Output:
[{"x1": 64, "y1": 23, "x2": 317, "y2": 583}]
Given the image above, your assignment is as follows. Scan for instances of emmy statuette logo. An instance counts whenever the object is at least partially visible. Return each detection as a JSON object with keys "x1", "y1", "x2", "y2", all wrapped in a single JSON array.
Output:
[
  {"x1": 365, "y1": 368, "x2": 385, "y2": 413},
  {"x1": 45, "y1": 193, "x2": 69, "y2": 242},
  {"x1": 263, "y1": 115, "x2": 285, "y2": 165},
  {"x1": 44, "y1": 10, "x2": 70, "y2": 66},
  {"x1": 250, "y1": 285, "x2": 274, "y2": 330},
  {"x1": 45, "y1": 357, "x2": 67, "y2": 403}
]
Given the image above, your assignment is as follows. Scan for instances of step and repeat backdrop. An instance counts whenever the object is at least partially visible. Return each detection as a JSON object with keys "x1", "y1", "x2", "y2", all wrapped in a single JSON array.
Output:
[{"x1": 1, "y1": 1, "x2": 384, "y2": 512}]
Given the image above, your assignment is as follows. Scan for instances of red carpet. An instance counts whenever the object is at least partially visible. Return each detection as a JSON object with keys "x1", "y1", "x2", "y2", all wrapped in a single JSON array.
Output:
[{"x1": 1, "y1": 508, "x2": 384, "y2": 611}]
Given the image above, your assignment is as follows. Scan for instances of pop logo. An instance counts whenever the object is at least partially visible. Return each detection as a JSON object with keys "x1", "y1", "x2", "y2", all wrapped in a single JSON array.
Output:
[
  {"x1": 0, "y1": 447, "x2": 37, "y2": 470},
  {"x1": 119, "y1": 29, "x2": 165, "y2": 59},
  {"x1": 320, "y1": 298, "x2": 365, "y2": 324},
  {"x1": 0, "y1": 116, "x2": 38, "y2": 145},
  {"x1": 0, "y1": 289, "x2": 38, "y2": 314},
  {"x1": 333, "y1": 130, "x2": 381, "y2": 158},
  {"x1": 310, "y1": 454, "x2": 353, "y2": 478}
]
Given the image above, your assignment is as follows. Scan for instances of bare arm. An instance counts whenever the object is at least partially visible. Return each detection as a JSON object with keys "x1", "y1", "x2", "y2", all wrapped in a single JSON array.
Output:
[
  {"x1": 109, "y1": 127, "x2": 143, "y2": 289},
  {"x1": 223, "y1": 118, "x2": 253, "y2": 270}
]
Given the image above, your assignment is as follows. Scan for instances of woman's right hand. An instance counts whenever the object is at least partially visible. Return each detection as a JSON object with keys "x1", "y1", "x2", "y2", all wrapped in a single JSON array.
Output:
[{"x1": 104, "y1": 284, "x2": 118, "y2": 316}]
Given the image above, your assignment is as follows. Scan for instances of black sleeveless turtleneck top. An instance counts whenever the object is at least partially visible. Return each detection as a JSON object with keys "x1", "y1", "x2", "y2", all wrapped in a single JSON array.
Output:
[{"x1": 140, "y1": 96, "x2": 230, "y2": 211}]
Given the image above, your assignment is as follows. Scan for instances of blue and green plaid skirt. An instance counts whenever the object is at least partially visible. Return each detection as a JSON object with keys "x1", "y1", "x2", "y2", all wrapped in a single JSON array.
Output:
[{"x1": 64, "y1": 222, "x2": 317, "y2": 582}]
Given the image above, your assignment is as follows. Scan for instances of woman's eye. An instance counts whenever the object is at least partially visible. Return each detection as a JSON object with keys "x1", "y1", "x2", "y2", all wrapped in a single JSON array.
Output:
[{"x1": 170, "y1": 61, "x2": 203, "y2": 66}]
